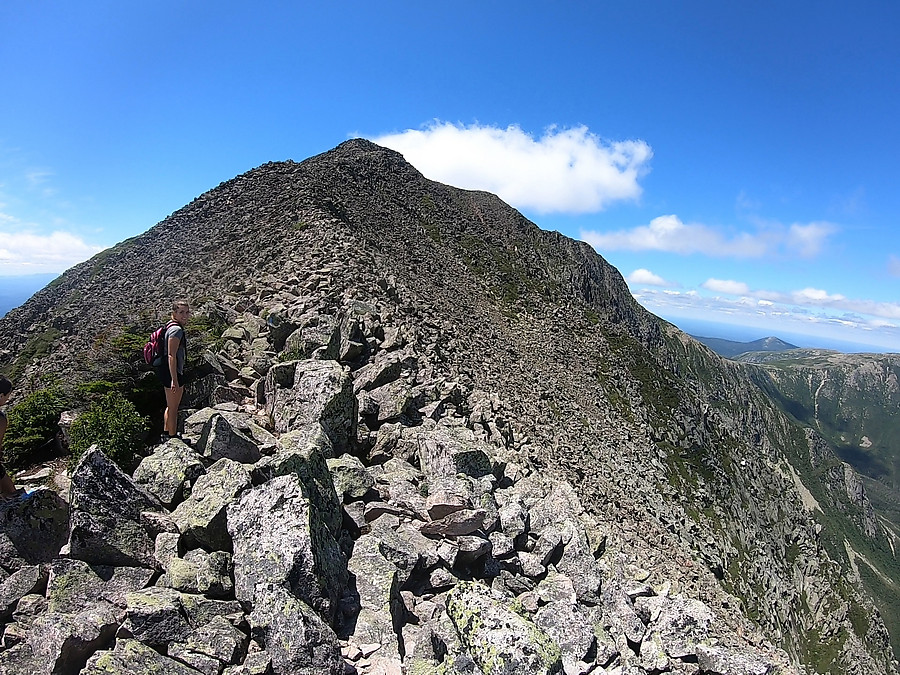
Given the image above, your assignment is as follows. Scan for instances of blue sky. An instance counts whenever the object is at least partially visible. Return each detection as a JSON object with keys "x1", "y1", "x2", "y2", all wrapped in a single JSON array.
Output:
[{"x1": 1, "y1": 2, "x2": 899, "y2": 351}]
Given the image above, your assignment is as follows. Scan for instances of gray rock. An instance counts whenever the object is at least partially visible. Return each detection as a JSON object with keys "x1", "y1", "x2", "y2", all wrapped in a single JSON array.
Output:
[
  {"x1": 249, "y1": 583, "x2": 344, "y2": 675},
  {"x1": 283, "y1": 313, "x2": 341, "y2": 361},
  {"x1": 415, "y1": 425, "x2": 493, "y2": 479},
  {"x1": 420, "y1": 509, "x2": 486, "y2": 537},
  {"x1": 198, "y1": 413, "x2": 263, "y2": 464},
  {"x1": 47, "y1": 558, "x2": 154, "y2": 614},
  {"x1": 133, "y1": 439, "x2": 205, "y2": 508},
  {"x1": 0, "y1": 564, "x2": 46, "y2": 620},
  {"x1": 12, "y1": 593, "x2": 47, "y2": 628},
  {"x1": 534, "y1": 601, "x2": 596, "y2": 667},
  {"x1": 695, "y1": 644, "x2": 776, "y2": 675},
  {"x1": 169, "y1": 615, "x2": 249, "y2": 674},
  {"x1": 222, "y1": 650, "x2": 273, "y2": 675},
  {"x1": 264, "y1": 359, "x2": 356, "y2": 452},
  {"x1": 28, "y1": 602, "x2": 120, "y2": 675},
  {"x1": 655, "y1": 595, "x2": 715, "y2": 659},
  {"x1": 166, "y1": 549, "x2": 234, "y2": 598},
  {"x1": 0, "y1": 488, "x2": 69, "y2": 571},
  {"x1": 346, "y1": 534, "x2": 403, "y2": 659},
  {"x1": 179, "y1": 594, "x2": 244, "y2": 629},
  {"x1": 117, "y1": 586, "x2": 192, "y2": 648},
  {"x1": 251, "y1": 424, "x2": 343, "y2": 536},
  {"x1": 82, "y1": 638, "x2": 203, "y2": 674},
  {"x1": 446, "y1": 581, "x2": 562, "y2": 674},
  {"x1": 172, "y1": 458, "x2": 251, "y2": 551},
  {"x1": 326, "y1": 453, "x2": 375, "y2": 502},
  {"x1": 68, "y1": 447, "x2": 165, "y2": 568},
  {"x1": 228, "y1": 474, "x2": 347, "y2": 623}
]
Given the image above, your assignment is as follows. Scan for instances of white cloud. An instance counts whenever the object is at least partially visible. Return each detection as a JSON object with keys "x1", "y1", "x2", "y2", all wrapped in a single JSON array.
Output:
[
  {"x1": 786, "y1": 222, "x2": 834, "y2": 257},
  {"x1": 0, "y1": 227, "x2": 104, "y2": 275},
  {"x1": 371, "y1": 122, "x2": 652, "y2": 214},
  {"x1": 695, "y1": 277, "x2": 900, "y2": 322},
  {"x1": 702, "y1": 278, "x2": 750, "y2": 295},
  {"x1": 582, "y1": 214, "x2": 837, "y2": 260},
  {"x1": 626, "y1": 268, "x2": 673, "y2": 286}
]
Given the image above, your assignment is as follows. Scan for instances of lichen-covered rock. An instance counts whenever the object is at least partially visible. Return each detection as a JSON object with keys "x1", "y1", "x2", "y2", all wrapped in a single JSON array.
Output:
[
  {"x1": 179, "y1": 593, "x2": 244, "y2": 629},
  {"x1": 68, "y1": 447, "x2": 165, "y2": 568},
  {"x1": 327, "y1": 453, "x2": 375, "y2": 502},
  {"x1": 654, "y1": 595, "x2": 715, "y2": 659},
  {"x1": 248, "y1": 583, "x2": 344, "y2": 675},
  {"x1": 0, "y1": 488, "x2": 69, "y2": 574},
  {"x1": 446, "y1": 581, "x2": 562, "y2": 674},
  {"x1": 414, "y1": 425, "x2": 493, "y2": 479},
  {"x1": 0, "y1": 564, "x2": 46, "y2": 620},
  {"x1": 264, "y1": 359, "x2": 356, "y2": 452},
  {"x1": 168, "y1": 615, "x2": 249, "y2": 674},
  {"x1": 117, "y1": 586, "x2": 192, "y2": 648},
  {"x1": 250, "y1": 424, "x2": 343, "y2": 536},
  {"x1": 696, "y1": 644, "x2": 777, "y2": 675},
  {"x1": 166, "y1": 549, "x2": 234, "y2": 598},
  {"x1": 82, "y1": 638, "x2": 202, "y2": 674},
  {"x1": 172, "y1": 458, "x2": 251, "y2": 551},
  {"x1": 534, "y1": 601, "x2": 596, "y2": 668},
  {"x1": 228, "y1": 474, "x2": 347, "y2": 623},
  {"x1": 347, "y1": 534, "x2": 403, "y2": 658},
  {"x1": 133, "y1": 439, "x2": 205, "y2": 508},
  {"x1": 198, "y1": 413, "x2": 263, "y2": 464},
  {"x1": 46, "y1": 558, "x2": 154, "y2": 614},
  {"x1": 28, "y1": 602, "x2": 120, "y2": 675}
]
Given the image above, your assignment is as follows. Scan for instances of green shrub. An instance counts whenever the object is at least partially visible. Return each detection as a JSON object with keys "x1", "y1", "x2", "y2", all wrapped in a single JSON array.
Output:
[
  {"x1": 69, "y1": 392, "x2": 148, "y2": 471},
  {"x1": 3, "y1": 387, "x2": 68, "y2": 469}
]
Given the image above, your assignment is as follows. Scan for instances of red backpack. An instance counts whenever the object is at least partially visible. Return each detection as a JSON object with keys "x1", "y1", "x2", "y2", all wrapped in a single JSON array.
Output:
[{"x1": 143, "y1": 320, "x2": 179, "y2": 365}]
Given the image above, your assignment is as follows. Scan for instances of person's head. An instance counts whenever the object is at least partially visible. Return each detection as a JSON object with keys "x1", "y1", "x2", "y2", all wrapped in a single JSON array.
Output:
[
  {"x1": 0, "y1": 375, "x2": 11, "y2": 406},
  {"x1": 171, "y1": 299, "x2": 191, "y2": 326}
]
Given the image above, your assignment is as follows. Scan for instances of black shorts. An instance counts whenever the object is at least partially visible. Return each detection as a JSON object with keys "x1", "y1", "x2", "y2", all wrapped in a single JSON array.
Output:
[
  {"x1": 0, "y1": 463, "x2": 6, "y2": 480},
  {"x1": 155, "y1": 365, "x2": 184, "y2": 389}
]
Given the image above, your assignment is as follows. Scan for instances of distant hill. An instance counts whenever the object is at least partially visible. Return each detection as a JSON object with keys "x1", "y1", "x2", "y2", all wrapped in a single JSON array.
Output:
[{"x1": 691, "y1": 334, "x2": 799, "y2": 359}]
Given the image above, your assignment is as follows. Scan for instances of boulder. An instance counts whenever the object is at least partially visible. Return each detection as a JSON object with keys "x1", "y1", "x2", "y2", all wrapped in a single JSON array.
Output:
[
  {"x1": 534, "y1": 601, "x2": 597, "y2": 669},
  {"x1": 82, "y1": 638, "x2": 202, "y2": 674},
  {"x1": 327, "y1": 453, "x2": 375, "y2": 502},
  {"x1": 28, "y1": 602, "x2": 120, "y2": 675},
  {"x1": 228, "y1": 474, "x2": 347, "y2": 623},
  {"x1": 133, "y1": 439, "x2": 205, "y2": 508},
  {"x1": 172, "y1": 458, "x2": 251, "y2": 552},
  {"x1": 168, "y1": 615, "x2": 249, "y2": 674},
  {"x1": 264, "y1": 359, "x2": 356, "y2": 452},
  {"x1": 250, "y1": 424, "x2": 343, "y2": 535},
  {"x1": 117, "y1": 586, "x2": 192, "y2": 648},
  {"x1": 68, "y1": 447, "x2": 166, "y2": 568},
  {"x1": 695, "y1": 644, "x2": 777, "y2": 675},
  {"x1": 414, "y1": 425, "x2": 493, "y2": 479},
  {"x1": 166, "y1": 549, "x2": 234, "y2": 598},
  {"x1": 46, "y1": 558, "x2": 154, "y2": 614},
  {"x1": 346, "y1": 534, "x2": 403, "y2": 660},
  {"x1": 446, "y1": 581, "x2": 562, "y2": 674},
  {"x1": 198, "y1": 413, "x2": 263, "y2": 464},
  {"x1": 248, "y1": 583, "x2": 344, "y2": 675},
  {"x1": 0, "y1": 488, "x2": 69, "y2": 572},
  {"x1": 0, "y1": 564, "x2": 47, "y2": 621}
]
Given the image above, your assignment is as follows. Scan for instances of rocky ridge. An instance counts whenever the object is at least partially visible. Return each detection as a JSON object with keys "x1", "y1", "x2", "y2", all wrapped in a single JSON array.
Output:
[
  {"x1": 0, "y1": 139, "x2": 896, "y2": 674},
  {"x1": 0, "y1": 301, "x2": 793, "y2": 674}
]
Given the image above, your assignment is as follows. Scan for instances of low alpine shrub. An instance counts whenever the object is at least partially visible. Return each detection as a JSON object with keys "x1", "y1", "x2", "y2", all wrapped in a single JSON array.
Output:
[{"x1": 69, "y1": 392, "x2": 148, "y2": 471}]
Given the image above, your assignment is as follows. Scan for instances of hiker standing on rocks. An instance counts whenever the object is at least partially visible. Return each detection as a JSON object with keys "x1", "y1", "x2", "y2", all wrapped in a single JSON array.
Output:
[
  {"x1": 0, "y1": 376, "x2": 18, "y2": 497},
  {"x1": 155, "y1": 300, "x2": 190, "y2": 442}
]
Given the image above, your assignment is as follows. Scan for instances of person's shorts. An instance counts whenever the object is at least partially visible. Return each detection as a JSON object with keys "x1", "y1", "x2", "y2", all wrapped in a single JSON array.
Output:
[
  {"x1": 0, "y1": 463, "x2": 7, "y2": 480},
  {"x1": 155, "y1": 366, "x2": 184, "y2": 389}
]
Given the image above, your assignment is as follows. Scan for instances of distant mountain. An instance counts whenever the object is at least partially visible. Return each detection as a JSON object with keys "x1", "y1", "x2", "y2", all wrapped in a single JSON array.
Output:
[{"x1": 692, "y1": 334, "x2": 799, "y2": 359}]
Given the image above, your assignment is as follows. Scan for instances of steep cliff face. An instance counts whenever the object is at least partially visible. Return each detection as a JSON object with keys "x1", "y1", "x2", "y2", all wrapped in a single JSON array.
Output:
[{"x1": 0, "y1": 139, "x2": 897, "y2": 674}]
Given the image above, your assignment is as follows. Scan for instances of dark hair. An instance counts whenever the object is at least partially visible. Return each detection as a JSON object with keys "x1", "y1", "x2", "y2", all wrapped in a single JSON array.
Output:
[
  {"x1": 172, "y1": 299, "x2": 190, "y2": 313},
  {"x1": 0, "y1": 375, "x2": 11, "y2": 396}
]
